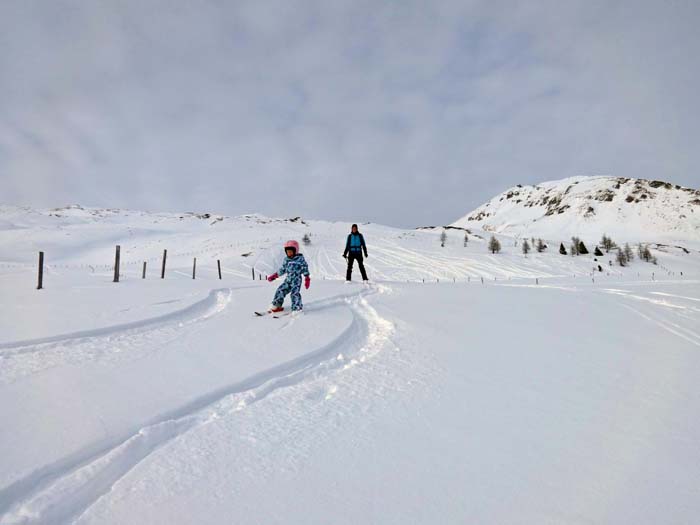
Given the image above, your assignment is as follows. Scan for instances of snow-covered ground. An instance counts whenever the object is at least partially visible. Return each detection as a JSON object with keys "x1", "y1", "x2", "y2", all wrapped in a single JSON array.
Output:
[
  {"x1": 452, "y1": 176, "x2": 700, "y2": 248},
  {"x1": 1, "y1": 205, "x2": 700, "y2": 524}
]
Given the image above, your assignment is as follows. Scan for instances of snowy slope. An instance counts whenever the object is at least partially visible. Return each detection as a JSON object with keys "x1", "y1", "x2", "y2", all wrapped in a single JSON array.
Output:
[
  {"x1": 451, "y1": 176, "x2": 700, "y2": 248},
  {"x1": 1, "y1": 204, "x2": 700, "y2": 524}
]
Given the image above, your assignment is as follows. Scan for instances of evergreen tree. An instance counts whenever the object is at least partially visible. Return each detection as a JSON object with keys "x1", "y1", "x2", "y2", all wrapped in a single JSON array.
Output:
[
  {"x1": 488, "y1": 235, "x2": 501, "y2": 254},
  {"x1": 522, "y1": 239, "x2": 531, "y2": 255},
  {"x1": 623, "y1": 243, "x2": 634, "y2": 262},
  {"x1": 594, "y1": 246, "x2": 604, "y2": 257},
  {"x1": 536, "y1": 239, "x2": 546, "y2": 253},
  {"x1": 571, "y1": 236, "x2": 581, "y2": 255},
  {"x1": 559, "y1": 243, "x2": 567, "y2": 255},
  {"x1": 578, "y1": 241, "x2": 589, "y2": 255},
  {"x1": 644, "y1": 246, "x2": 653, "y2": 262},
  {"x1": 616, "y1": 249, "x2": 628, "y2": 267},
  {"x1": 637, "y1": 243, "x2": 652, "y2": 262},
  {"x1": 601, "y1": 234, "x2": 617, "y2": 253}
]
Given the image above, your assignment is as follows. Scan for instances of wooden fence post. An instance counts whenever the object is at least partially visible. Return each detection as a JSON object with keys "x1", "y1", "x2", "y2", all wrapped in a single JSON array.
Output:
[
  {"x1": 161, "y1": 250, "x2": 167, "y2": 279},
  {"x1": 217, "y1": 260, "x2": 222, "y2": 280},
  {"x1": 142, "y1": 261, "x2": 147, "y2": 279},
  {"x1": 252, "y1": 268, "x2": 255, "y2": 280},
  {"x1": 37, "y1": 251, "x2": 44, "y2": 290},
  {"x1": 113, "y1": 245, "x2": 121, "y2": 283},
  {"x1": 192, "y1": 258, "x2": 197, "y2": 279}
]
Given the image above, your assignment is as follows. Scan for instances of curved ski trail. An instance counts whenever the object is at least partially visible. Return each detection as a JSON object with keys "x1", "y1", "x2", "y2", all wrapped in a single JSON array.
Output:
[
  {"x1": 0, "y1": 289, "x2": 233, "y2": 384},
  {"x1": 0, "y1": 285, "x2": 395, "y2": 525}
]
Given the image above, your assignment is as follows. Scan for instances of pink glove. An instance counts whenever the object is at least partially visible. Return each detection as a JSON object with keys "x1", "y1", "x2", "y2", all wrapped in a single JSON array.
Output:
[
  {"x1": 267, "y1": 273, "x2": 278, "y2": 282},
  {"x1": 304, "y1": 276, "x2": 311, "y2": 289}
]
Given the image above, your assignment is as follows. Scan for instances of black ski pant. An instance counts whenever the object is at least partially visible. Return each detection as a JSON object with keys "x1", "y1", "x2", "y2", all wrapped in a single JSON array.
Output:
[{"x1": 346, "y1": 252, "x2": 368, "y2": 281}]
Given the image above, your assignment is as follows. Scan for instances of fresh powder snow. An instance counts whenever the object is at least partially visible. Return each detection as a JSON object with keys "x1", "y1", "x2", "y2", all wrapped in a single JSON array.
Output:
[{"x1": 1, "y1": 191, "x2": 700, "y2": 524}]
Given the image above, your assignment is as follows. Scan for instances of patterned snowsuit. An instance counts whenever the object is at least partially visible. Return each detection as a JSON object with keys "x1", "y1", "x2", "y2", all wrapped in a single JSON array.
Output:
[{"x1": 272, "y1": 254, "x2": 309, "y2": 311}]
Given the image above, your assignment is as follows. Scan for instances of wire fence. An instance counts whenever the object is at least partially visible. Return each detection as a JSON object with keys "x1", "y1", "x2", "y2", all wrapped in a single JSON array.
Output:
[{"x1": 1, "y1": 233, "x2": 692, "y2": 290}]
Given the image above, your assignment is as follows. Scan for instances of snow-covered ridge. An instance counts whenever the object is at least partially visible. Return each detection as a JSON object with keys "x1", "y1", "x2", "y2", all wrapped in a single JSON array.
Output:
[
  {"x1": 0, "y1": 204, "x2": 306, "y2": 227},
  {"x1": 1, "y1": 198, "x2": 697, "y2": 290},
  {"x1": 451, "y1": 176, "x2": 700, "y2": 246}
]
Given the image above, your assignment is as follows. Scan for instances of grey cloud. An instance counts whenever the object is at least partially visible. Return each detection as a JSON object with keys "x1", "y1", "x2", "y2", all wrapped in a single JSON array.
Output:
[{"x1": 0, "y1": 0, "x2": 698, "y2": 227}]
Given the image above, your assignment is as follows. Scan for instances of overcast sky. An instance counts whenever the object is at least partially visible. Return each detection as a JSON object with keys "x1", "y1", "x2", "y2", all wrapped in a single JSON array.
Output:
[{"x1": 1, "y1": 1, "x2": 699, "y2": 227}]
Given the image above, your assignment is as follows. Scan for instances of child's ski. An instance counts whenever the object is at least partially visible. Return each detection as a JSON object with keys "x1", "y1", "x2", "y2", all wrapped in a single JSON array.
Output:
[
  {"x1": 254, "y1": 308, "x2": 286, "y2": 317},
  {"x1": 254, "y1": 310, "x2": 279, "y2": 317}
]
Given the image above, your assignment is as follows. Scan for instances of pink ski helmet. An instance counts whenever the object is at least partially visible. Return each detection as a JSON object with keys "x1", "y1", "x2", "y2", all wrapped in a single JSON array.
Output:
[{"x1": 284, "y1": 240, "x2": 299, "y2": 255}]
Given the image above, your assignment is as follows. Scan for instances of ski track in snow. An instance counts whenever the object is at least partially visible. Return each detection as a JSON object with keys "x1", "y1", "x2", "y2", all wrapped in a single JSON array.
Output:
[
  {"x1": 0, "y1": 289, "x2": 233, "y2": 385},
  {"x1": 0, "y1": 285, "x2": 395, "y2": 525},
  {"x1": 601, "y1": 288, "x2": 700, "y2": 313},
  {"x1": 366, "y1": 237, "x2": 584, "y2": 281},
  {"x1": 600, "y1": 287, "x2": 700, "y2": 347},
  {"x1": 649, "y1": 291, "x2": 700, "y2": 303},
  {"x1": 620, "y1": 304, "x2": 700, "y2": 348},
  {"x1": 250, "y1": 233, "x2": 601, "y2": 284}
]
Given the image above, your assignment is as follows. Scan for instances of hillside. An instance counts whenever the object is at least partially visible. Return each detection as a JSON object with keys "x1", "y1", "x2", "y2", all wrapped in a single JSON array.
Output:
[
  {"x1": 451, "y1": 176, "x2": 700, "y2": 248},
  {"x1": 2, "y1": 202, "x2": 694, "y2": 301}
]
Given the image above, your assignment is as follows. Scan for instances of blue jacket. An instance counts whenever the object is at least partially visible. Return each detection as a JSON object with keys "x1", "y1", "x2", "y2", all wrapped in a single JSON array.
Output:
[
  {"x1": 344, "y1": 233, "x2": 367, "y2": 257},
  {"x1": 277, "y1": 253, "x2": 310, "y2": 281}
]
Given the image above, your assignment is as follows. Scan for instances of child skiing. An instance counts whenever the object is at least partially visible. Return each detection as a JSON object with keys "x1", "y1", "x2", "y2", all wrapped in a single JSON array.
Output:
[{"x1": 265, "y1": 240, "x2": 310, "y2": 314}]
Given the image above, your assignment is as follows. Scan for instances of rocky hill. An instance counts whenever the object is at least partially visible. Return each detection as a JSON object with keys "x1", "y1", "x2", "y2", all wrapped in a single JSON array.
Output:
[{"x1": 451, "y1": 176, "x2": 700, "y2": 247}]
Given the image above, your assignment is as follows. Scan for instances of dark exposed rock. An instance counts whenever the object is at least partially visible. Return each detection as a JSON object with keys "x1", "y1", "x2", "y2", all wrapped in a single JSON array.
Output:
[
  {"x1": 595, "y1": 189, "x2": 615, "y2": 202},
  {"x1": 649, "y1": 180, "x2": 673, "y2": 189}
]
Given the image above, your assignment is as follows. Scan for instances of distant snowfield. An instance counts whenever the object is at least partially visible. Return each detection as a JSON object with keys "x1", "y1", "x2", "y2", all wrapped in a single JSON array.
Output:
[{"x1": 1, "y1": 206, "x2": 700, "y2": 524}]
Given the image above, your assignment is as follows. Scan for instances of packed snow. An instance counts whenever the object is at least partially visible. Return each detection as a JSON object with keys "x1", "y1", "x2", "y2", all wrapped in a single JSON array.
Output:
[{"x1": 1, "y1": 201, "x2": 700, "y2": 524}]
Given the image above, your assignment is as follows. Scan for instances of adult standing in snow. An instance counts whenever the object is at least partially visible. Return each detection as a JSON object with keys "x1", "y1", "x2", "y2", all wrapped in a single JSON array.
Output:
[{"x1": 343, "y1": 224, "x2": 369, "y2": 282}]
